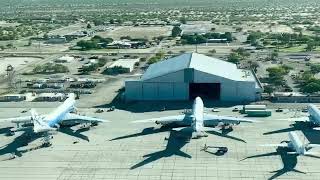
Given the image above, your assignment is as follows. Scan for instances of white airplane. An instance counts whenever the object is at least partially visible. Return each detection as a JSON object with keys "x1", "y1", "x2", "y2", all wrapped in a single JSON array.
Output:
[
  {"x1": 1, "y1": 93, "x2": 108, "y2": 135},
  {"x1": 261, "y1": 131, "x2": 320, "y2": 156},
  {"x1": 133, "y1": 97, "x2": 257, "y2": 138},
  {"x1": 281, "y1": 104, "x2": 320, "y2": 130}
]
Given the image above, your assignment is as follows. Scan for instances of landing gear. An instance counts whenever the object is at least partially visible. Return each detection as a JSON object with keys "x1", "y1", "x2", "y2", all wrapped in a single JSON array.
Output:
[{"x1": 41, "y1": 135, "x2": 52, "y2": 147}]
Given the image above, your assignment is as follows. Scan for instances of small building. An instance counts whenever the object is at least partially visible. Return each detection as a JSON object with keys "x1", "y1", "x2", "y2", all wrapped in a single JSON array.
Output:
[
  {"x1": 207, "y1": 38, "x2": 228, "y2": 43},
  {"x1": 54, "y1": 55, "x2": 75, "y2": 63},
  {"x1": 107, "y1": 41, "x2": 131, "y2": 49},
  {"x1": 47, "y1": 36, "x2": 67, "y2": 44},
  {"x1": 0, "y1": 94, "x2": 26, "y2": 102},
  {"x1": 107, "y1": 58, "x2": 140, "y2": 73},
  {"x1": 272, "y1": 92, "x2": 320, "y2": 103},
  {"x1": 125, "y1": 53, "x2": 263, "y2": 102},
  {"x1": 33, "y1": 93, "x2": 65, "y2": 102}
]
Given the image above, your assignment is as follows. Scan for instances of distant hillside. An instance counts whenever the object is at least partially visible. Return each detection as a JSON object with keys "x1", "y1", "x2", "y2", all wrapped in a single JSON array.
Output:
[{"x1": 1, "y1": 0, "x2": 319, "y2": 9}]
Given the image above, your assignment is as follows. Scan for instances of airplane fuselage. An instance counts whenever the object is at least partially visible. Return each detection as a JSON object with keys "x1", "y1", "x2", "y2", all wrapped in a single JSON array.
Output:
[
  {"x1": 191, "y1": 97, "x2": 205, "y2": 132},
  {"x1": 288, "y1": 131, "x2": 305, "y2": 154},
  {"x1": 307, "y1": 104, "x2": 320, "y2": 126},
  {"x1": 46, "y1": 95, "x2": 76, "y2": 128}
]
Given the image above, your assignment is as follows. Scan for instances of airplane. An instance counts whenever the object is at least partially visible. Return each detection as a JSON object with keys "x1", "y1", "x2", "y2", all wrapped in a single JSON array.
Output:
[
  {"x1": 260, "y1": 131, "x2": 320, "y2": 156},
  {"x1": 241, "y1": 146, "x2": 305, "y2": 180},
  {"x1": 280, "y1": 104, "x2": 320, "y2": 130},
  {"x1": 0, "y1": 93, "x2": 108, "y2": 143},
  {"x1": 133, "y1": 97, "x2": 257, "y2": 139}
]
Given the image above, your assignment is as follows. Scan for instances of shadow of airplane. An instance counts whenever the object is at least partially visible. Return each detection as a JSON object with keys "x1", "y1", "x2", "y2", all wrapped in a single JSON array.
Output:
[
  {"x1": 130, "y1": 130, "x2": 191, "y2": 169},
  {"x1": 0, "y1": 127, "x2": 14, "y2": 136},
  {"x1": 109, "y1": 126, "x2": 171, "y2": 141},
  {"x1": 0, "y1": 130, "x2": 41, "y2": 158},
  {"x1": 263, "y1": 121, "x2": 320, "y2": 144},
  {"x1": 241, "y1": 147, "x2": 305, "y2": 180},
  {"x1": 59, "y1": 126, "x2": 90, "y2": 142},
  {"x1": 206, "y1": 129, "x2": 246, "y2": 143}
]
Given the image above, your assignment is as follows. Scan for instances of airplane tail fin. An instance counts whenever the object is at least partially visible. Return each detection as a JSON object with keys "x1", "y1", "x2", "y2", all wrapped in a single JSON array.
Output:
[
  {"x1": 30, "y1": 108, "x2": 39, "y2": 120},
  {"x1": 30, "y1": 109, "x2": 56, "y2": 133}
]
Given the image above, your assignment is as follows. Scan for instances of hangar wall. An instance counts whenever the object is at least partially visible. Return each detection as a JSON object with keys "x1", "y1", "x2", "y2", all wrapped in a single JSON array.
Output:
[
  {"x1": 193, "y1": 70, "x2": 257, "y2": 102},
  {"x1": 125, "y1": 81, "x2": 188, "y2": 100},
  {"x1": 126, "y1": 69, "x2": 258, "y2": 102}
]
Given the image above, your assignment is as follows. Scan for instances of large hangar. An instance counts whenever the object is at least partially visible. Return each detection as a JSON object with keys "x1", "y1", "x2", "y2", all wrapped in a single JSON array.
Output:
[{"x1": 125, "y1": 53, "x2": 263, "y2": 102}]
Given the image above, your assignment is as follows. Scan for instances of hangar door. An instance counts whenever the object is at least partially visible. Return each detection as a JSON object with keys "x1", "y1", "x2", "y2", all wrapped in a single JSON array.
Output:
[{"x1": 189, "y1": 83, "x2": 220, "y2": 100}]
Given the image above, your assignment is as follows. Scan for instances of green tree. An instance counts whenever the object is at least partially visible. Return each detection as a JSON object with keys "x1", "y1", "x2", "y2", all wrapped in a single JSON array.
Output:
[
  {"x1": 228, "y1": 53, "x2": 241, "y2": 64},
  {"x1": 302, "y1": 82, "x2": 320, "y2": 93},
  {"x1": 264, "y1": 86, "x2": 274, "y2": 95},
  {"x1": 180, "y1": 17, "x2": 187, "y2": 24},
  {"x1": 306, "y1": 41, "x2": 316, "y2": 51},
  {"x1": 310, "y1": 64, "x2": 320, "y2": 74},
  {"x1": 87, "y1": 23, "x2": 92, "y2": 29},
  {"x1": 172, "y1": 26, "x2": 182, "y2": 37}
]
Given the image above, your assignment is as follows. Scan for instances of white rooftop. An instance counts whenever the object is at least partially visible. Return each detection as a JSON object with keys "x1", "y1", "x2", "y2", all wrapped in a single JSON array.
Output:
[
  {"x1": 57, "y1": 55, "x2": 74, "y2": 62},
  {"x1": 142, "y1": 53, "x2": 255, "y2": 82},
  {"x1": 109, "y1": 58, "x2": 139, "y2": 71}
]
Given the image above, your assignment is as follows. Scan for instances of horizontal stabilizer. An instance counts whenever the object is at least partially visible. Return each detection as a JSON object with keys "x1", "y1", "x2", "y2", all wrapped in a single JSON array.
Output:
[
  {"x1": 201, "y1": 127, "x2": 216, "y2": 132},
  {"x1": 0, "y1": 116, "x2": 32, "y2": 123},
  {"x1": 63, "y1": 113, "x2": 109, "y2": 122},
  {"x1": 172, "y1": 127, "x2": 193, "y2": 132},
  {"x1": 307, "y1": 144, "x2": 320, "y2": 148},
  {"x1": 287, "y1": 151, "x2": 299, "y2": 155},
  {"x1": 203, "y1": 114, "x2": 259, "y2": 123},
  {"x1": 304, "y1": 151, "x2": 320, "y2": 156}
]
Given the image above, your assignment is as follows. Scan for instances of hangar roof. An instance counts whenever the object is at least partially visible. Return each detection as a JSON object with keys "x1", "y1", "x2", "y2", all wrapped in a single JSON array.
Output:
[{"x1": 142, "y1": 53, "x2": 253, "y2": 82}]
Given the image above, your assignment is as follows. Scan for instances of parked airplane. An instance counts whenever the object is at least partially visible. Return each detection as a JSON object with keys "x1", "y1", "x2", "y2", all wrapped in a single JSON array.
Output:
[
  {"x1": 133, "y1": 97, "x2": 257, "y2": 138},
  {"x1": 0, "y1": 94, "x2": 108, "y2": 141},
  {"x1": 261, "y1": 131, "x2": 320, "y2": 156},
  {"x1": 281, "y1": 104, "x2": 320, "y2": 130}
]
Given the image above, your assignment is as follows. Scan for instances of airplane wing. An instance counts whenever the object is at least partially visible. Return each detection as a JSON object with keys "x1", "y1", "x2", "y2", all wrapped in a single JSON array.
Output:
[
  {"x1": 132, "y1": 115, "x2": 186, "y2": 123},
  {"x1": 260, "y1": 143, "x2": 288, "y2": 147},
  {"x1": 203, "y1": 114, "x2": 257, "y2": 125},
  {"x1": 62, "y1": 113, "x2": 109, "y2": 123},
  {"x1": 306, "y1": 144, "x2": 320, "y2": 148},
  {"x1": 277, "y1": 116, "x2": 309, "y2": 122},
  {"x1": 0, "y1": 116, "x2": 32, "y2": 123}
]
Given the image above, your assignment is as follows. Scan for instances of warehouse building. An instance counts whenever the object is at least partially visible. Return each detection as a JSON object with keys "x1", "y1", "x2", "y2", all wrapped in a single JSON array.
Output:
[{"x1": 125, "y1": 53, "x2": 263, "y2": 102}]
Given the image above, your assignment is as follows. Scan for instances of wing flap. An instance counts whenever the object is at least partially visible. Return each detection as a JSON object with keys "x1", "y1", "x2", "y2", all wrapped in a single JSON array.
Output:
[
  {"x1": 62, "y1": 113, "x2": 109, "y2": 122},
  {"x1": 0, "y1": 116, "x2": 32, "y2": 123},
  {"x1": 132, "y1": 115, "x2": 186, "y2": 123},
  {"x1": 203, "y1": 114, "x2": 257, "y2": 124},
  {"x1": 260, "y1": 143, "x2": 288, "y2": 147},
  {"x1": 277, "y1": 117, "x2": 309, "y2": 122}
]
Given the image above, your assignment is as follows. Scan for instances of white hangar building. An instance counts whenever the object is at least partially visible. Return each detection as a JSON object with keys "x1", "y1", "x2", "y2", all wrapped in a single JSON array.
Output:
[{"x1": 125, "y1": 53, "x2": 263, "y2": 102}]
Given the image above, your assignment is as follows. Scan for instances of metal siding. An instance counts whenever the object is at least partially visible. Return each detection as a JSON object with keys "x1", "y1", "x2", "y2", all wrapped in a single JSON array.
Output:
[
  {"x1": 125, "y1": 81, "x2": 143, "y2": 100},
  {"x1": 142, "y1": 83, "x2": 158, "y2": 100},
  {"x1": 158, "y1": 83, "x2": 174, "y2": 99},
  {"x1": 194, "y1": 70, "x2": 256, "y2": 102},
  {"x1": 145, "y1": 70, "x2": 185, "y2": 83},
  {"x1": 184, "y1": 68, "x2": 194, "y2": 83},
  {"x1": 173, "y1": 83, "x2": 189, "y2": 100}
]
